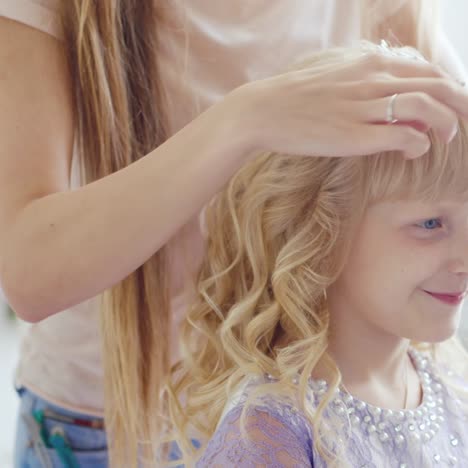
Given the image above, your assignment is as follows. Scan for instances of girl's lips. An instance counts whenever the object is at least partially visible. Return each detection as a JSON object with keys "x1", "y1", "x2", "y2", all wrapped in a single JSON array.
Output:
[{"x1": 423, "y1": 290, "x2": 467, "y2": 306}]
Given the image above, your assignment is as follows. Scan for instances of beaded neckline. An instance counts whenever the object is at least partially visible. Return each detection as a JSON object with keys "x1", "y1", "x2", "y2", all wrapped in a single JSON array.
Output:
[
  {"x1": 260, "y1": 348, "x2": 461, "y2": 466},
  {"x1": 304, "y1": 348, "x2": 455, "y2": 453},
  {"x1": 307, "y1": 347, "x2": 432, "y2": 414}
]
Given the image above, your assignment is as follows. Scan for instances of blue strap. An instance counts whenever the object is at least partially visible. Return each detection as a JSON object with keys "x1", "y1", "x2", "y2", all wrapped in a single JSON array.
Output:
[
  {"x1": 49, "y1": 429, "x2": 81, "y2": 468},
  {"x1": 33, "y1": 409, "x2": 81, "y2": 468}
]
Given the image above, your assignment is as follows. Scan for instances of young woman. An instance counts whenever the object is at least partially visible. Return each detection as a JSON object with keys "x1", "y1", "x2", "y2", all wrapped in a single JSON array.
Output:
[
  {"x1": 1, "y1": 1, "x2": 467, "y2": 466},
  {"x1": 168, "y1": 44, "x2": 468, "y2": 468}
]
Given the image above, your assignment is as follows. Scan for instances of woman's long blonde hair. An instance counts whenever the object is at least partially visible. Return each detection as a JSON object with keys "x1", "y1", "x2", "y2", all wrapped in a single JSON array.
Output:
[
  {"x1": 168, "y1": 44, "x2": 468, "y2": 466},
  {"x1": 60, "y1": 2, "x2": 170, "y2": 466},
  {"x1": 58, "y1": 0, "x2": 439, "y2": 466}
]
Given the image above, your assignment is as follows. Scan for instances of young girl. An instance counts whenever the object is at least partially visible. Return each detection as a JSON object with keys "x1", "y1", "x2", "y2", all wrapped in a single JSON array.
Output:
[{"x1": 167, "y1": 44, "x2": 468, "y2": 467}]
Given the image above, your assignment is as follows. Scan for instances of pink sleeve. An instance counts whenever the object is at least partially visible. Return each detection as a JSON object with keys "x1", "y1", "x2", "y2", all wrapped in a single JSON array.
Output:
[
  {"x1": 0, "y1": 0, "x2": 62, "y2": 39},
  {"x1": 436, "y1": 29, "x2": 468, "y2": 82}
]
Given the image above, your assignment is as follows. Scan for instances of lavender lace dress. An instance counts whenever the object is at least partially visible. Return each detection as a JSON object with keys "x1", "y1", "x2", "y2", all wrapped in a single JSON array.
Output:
[{"x1": 196, "y1": 349, "x2": 468, "y2": 467}]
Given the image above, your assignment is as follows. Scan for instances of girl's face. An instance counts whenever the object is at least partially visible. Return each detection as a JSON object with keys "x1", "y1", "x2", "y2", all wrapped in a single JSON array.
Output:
[{"x1": 327, "y1": 198, "x2": 468, "y2": 344}]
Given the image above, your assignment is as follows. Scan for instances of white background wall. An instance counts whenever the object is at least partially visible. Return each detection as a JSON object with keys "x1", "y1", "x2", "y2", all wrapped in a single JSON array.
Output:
[
  {"x1": 1, "y1": 3, "x2": 468, "y2": 467},
  {"x1": 0, "y1": 307, "x2": 21, "y2": 467},
  {"x1": 441, "y1": 1, "x2": 468, "y2": 66}
]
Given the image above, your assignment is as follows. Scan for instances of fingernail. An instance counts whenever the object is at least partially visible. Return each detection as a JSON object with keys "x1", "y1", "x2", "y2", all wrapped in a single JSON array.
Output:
[{"x1": 407, "y1": 140, "x2": 431, "y2": 159}]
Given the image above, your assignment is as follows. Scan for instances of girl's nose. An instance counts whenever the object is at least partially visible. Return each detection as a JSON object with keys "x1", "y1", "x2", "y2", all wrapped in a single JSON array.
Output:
[{"x1": 447, "y1": 256, "x2": 468, "y2": 275}]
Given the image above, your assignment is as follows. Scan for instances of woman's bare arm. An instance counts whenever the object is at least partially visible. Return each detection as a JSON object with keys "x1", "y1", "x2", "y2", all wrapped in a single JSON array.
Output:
[{"x1": 0, "y1": 18, "x2": 253, "y2": 321}]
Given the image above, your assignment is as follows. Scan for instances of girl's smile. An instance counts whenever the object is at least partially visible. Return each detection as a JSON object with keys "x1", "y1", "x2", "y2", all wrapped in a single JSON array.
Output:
[{"x1": 422, "y1": 289, "x2": 468, "y2": 306}]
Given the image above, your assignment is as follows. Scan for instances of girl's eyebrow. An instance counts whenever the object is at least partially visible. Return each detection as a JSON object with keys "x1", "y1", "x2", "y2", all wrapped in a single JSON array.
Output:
[
  {"x1": 392, "y1": 200, "x2": 462, "y2": 211},
  {"x1": 392, "y1": 201, "x2": 468, "y2": 223},
  {"x1": 371, "y1": 201, "x2": 448, "y2": 223}
]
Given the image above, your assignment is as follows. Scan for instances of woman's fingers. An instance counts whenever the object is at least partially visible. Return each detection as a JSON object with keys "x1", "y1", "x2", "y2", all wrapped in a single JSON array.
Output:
[
  {"x1": 244, "y1": 44, "x2": 468, "y2": 160},
  {"x1": 359, "y1": 53, "x2": 452, "y2": 80},
  {"x1": 359, "y1": 92, "x2": 458, "y2": 143},
  {"x1": 317, "y1": 52, "x2": 452, "y2": 84},
  {"x1": 360, "y1": 122, "x2": 431, "y2": 159},
  {"x1": 348, "y1": 77, "x2": 468, "y2": 119}
]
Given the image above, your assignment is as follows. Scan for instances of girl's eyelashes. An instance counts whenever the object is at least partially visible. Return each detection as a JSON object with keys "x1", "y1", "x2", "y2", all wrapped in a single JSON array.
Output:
[
  {"x1": 406, "y1": 217, "x2": 445, "y2": 240},
  {"x1": 417, "y1": 218, "x2": 443, "y2": 230}
]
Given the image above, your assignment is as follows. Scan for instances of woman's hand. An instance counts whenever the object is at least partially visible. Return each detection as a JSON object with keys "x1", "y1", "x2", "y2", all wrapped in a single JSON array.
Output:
[{"x1": 231, "y1": 49, "x2": 468, "y2": 159}]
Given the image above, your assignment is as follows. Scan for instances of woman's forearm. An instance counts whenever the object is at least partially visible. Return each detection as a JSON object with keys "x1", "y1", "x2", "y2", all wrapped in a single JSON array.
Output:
[{"x1": 1, "y1": 92, "x2": 255, "y2": 322}]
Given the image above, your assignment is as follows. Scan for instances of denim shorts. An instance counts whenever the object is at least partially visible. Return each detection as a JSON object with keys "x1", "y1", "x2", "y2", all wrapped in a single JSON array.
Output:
[
  {"x1": 14, "y1": 387, "x2": 198, "y2": 467},
  {"x1": 14, "y1": 387, "x2": 108, "y2": 468}
]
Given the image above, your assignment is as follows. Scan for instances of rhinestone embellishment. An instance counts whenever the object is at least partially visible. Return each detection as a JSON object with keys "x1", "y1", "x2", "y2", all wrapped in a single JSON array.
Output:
[
  {"x1": 303, "y1": 348, "x2": 459, "y2": 466},
  {"x1": 262, "y1": 348, "x2": 463, "y2": 467}
]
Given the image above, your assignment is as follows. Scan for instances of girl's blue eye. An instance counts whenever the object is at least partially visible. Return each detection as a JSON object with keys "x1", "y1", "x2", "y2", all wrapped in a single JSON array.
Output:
[{"x1": 418, "y1": 218, "x2": 442, "y2": 230}]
